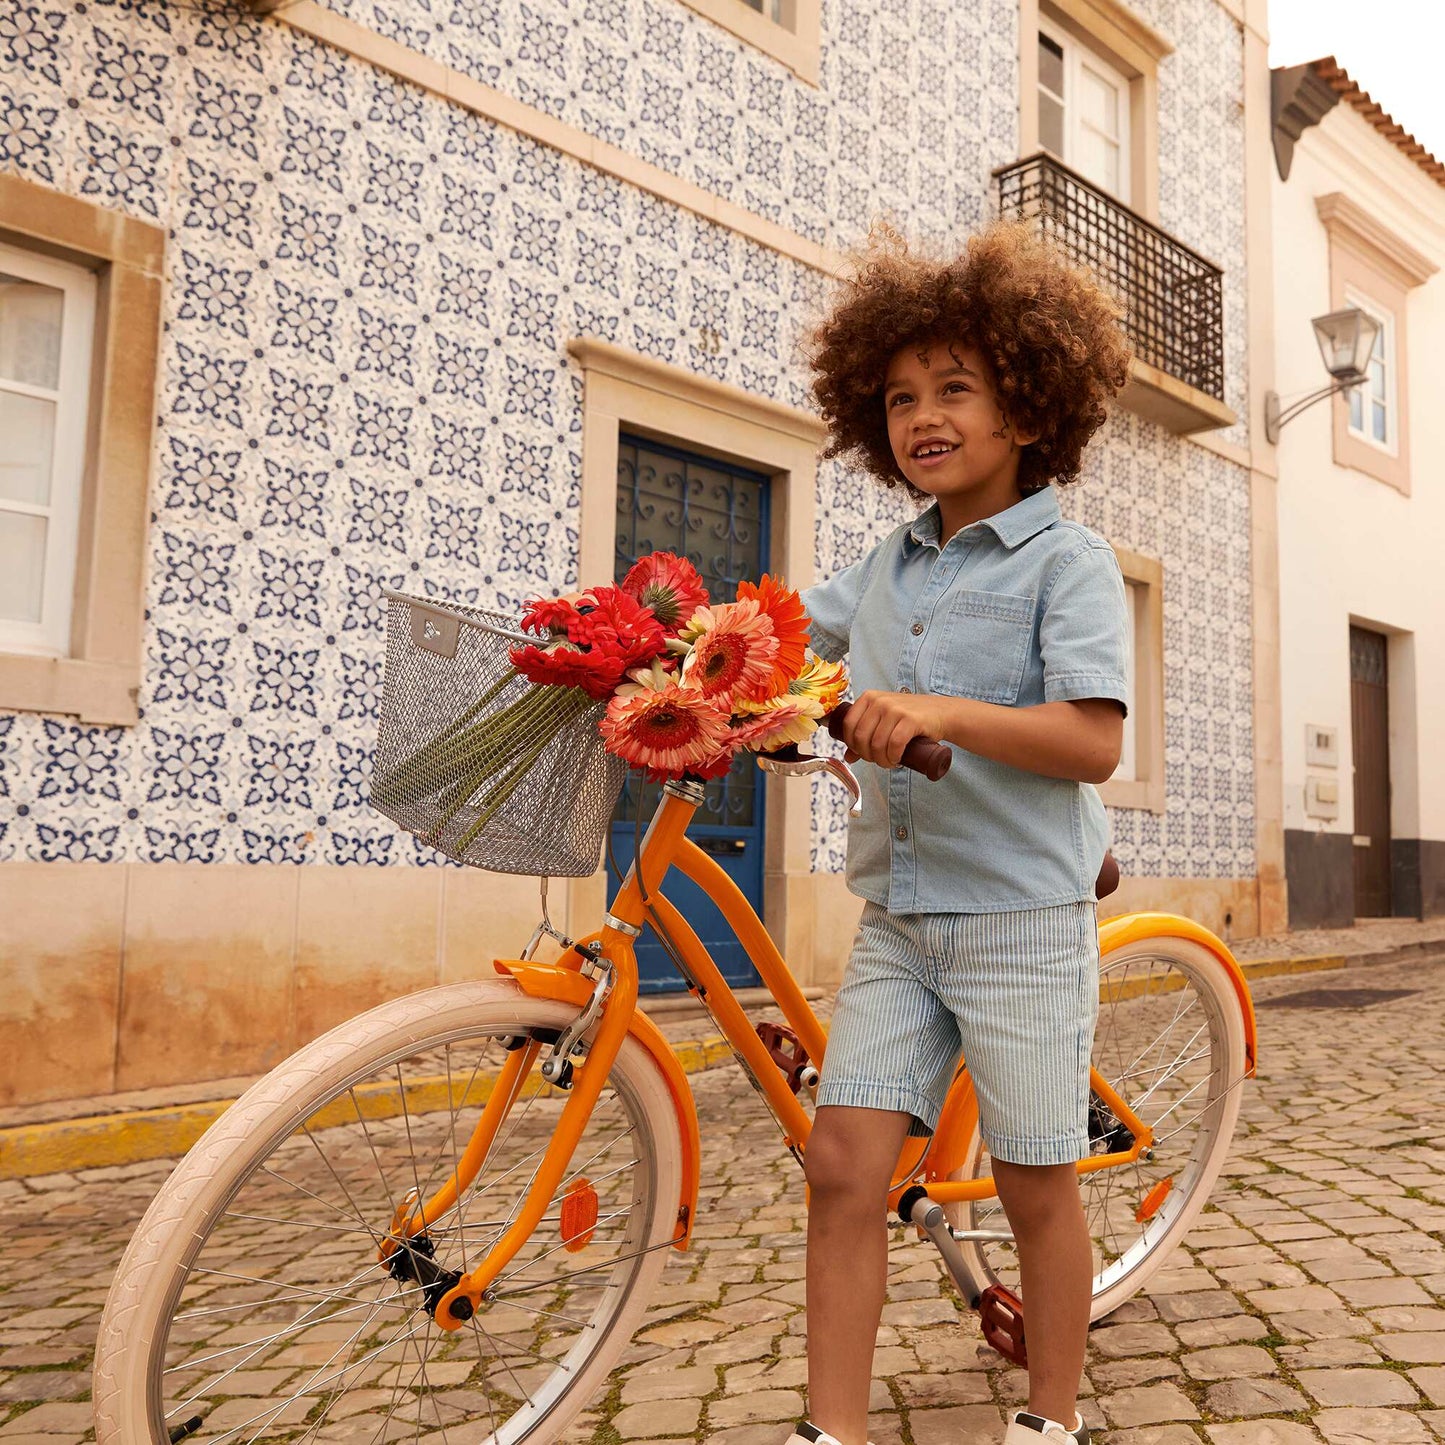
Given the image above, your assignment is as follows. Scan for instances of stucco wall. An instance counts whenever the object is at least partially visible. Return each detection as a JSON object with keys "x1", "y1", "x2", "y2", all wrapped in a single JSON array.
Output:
[{"x1": 1272, "y1": 105, "x2": 1445, "y2": 859}]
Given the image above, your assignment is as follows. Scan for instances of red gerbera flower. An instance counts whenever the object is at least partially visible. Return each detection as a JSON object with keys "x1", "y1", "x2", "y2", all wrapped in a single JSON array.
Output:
[
  {"x1": 510, "y1": 641, "x2": 626, "y2": 700},
  {"x1": 567, "y1": 585, "x2": 667, "y2": 672},
  {"x1": 621, "y1": 552, "x2": 710, "y2": 635}
]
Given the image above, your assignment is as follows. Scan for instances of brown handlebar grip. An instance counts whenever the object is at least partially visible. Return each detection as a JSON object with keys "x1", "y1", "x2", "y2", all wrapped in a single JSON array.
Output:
[{"x1": 826, "y1": 704, "x2": 953, "y2": 781}]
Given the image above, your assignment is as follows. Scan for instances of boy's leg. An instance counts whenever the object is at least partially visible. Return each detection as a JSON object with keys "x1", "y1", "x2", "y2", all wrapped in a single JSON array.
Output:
[
  {"x1": 804, "y1": 1103, "x2": 913, "y2": 1445},
  {"x1": 992, "y1": 1159, "x2": 1093, "y2": 1425}
]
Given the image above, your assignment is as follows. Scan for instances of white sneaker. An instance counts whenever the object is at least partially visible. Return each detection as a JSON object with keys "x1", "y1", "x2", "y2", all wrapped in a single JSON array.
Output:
[
  {"x1": 782, "y1": 1423, "x2": 877, "y2": 1445},
  {"x1": 1003, "y1": 1410, "x2": 1090, "y2": 1444}
]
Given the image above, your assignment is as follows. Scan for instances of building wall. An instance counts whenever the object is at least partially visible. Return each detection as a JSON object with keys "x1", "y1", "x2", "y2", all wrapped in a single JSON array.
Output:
[
  {"x1": 1273, "y1": 104, "x2": 1445, "y2": 925},
  {"x1": 0, "y1": 0, "x2": 1259, "y2": 1106}
]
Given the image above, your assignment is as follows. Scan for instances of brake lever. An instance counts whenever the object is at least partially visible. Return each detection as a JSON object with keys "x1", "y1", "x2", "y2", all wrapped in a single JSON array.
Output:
[{"x1": 756, "y1": 748, "x2": 862, "y2": 816}]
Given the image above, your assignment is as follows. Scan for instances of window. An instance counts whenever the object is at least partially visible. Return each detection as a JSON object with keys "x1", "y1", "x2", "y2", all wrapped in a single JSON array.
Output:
[
  {"x1": 674, "y1": 0, "x2": 820, "y2": 83},
  {"x1": 0, "y1": 244, "x2": 97, "y2": 658},
  {"x1": 1344, "y1": 292, "x2": 1394, "y2": 453},
  {"x1": 1038, "y1": 19, "x2": 1132, "y2": 203},
  {"x1": 1315, "y1": 192, "x2": 1433, "y2": 494},
  {"x1": 0, "y1": 172, "x2": 164, "y2": 724},
  {"x1": 1018, "y1": 0, "x2": 1172, "y2": 224},
  {"x1": 1101, "y1": 547, "x2": 1163, "y2": 813}
]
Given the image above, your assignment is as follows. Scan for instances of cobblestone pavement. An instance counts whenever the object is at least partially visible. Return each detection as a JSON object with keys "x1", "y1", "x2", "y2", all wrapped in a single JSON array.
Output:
[{"x1": 3, "y1": 949, "x2": 1445, "y2": 1445}]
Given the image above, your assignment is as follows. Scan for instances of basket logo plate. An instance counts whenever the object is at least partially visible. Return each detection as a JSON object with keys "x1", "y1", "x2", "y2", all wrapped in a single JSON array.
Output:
[{"x1": 409, "y1": 606, "x2": 461, "y2": 658}]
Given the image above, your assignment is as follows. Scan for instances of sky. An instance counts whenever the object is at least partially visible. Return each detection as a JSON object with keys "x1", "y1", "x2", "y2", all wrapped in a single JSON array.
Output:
[{"x1": 1268, "y1": 0, "x2": 1445, "y2": 162}]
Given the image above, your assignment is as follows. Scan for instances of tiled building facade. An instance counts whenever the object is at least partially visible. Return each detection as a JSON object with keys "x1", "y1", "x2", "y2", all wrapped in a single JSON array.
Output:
[{"x1": 0, "y1": 0, "x2": 1276, "y2": 1105}]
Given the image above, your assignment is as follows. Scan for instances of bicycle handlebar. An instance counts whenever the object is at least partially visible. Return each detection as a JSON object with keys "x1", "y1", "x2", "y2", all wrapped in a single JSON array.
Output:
[{"x1": 825, "y1": 703, "x2": 953, "y2": 782}]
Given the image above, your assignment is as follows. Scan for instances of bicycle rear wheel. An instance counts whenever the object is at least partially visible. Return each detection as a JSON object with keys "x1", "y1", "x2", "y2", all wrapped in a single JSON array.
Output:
[
  {"x1": 951, "y1": 934, "x2": 1248, "y2": 1320},
  {"x1": 94, "y1": 979, "x2": 683, "y2": 1445}
]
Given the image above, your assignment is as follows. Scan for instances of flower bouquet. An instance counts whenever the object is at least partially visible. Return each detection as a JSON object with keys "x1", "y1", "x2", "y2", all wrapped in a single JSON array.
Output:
[{"x1": 370, "y1": 554, "x2": 846, "y2": 876}]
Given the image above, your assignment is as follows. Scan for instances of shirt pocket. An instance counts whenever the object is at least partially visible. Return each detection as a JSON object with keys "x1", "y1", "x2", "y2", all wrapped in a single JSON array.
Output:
[{"x1": 927, "y1": 590, "x2": 1035, "y2": 704}]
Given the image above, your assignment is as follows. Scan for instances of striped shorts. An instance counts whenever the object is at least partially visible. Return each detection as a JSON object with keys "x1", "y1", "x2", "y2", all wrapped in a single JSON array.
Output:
[{"x1": 816, "y1": 900, "x2": 1100, "y2": 1166}]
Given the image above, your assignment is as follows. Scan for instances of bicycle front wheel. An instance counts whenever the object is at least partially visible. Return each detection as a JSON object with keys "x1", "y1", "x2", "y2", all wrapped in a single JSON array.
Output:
[
  {"x1": 952, "y1": 934, "x2": 1248, "y2": 1320},
  {"x1": 94, "y1": 979, "x2": 684, "y2": 1445}
]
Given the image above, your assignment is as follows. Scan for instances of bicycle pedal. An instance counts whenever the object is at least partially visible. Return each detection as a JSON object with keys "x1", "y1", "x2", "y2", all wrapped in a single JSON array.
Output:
[
  {"x1": 979, "y1": 1283, "x2": 1027, "y2": 1368},
  {"x1": 755, "y1": 1022, "x2": 814, "y2": 1094}
]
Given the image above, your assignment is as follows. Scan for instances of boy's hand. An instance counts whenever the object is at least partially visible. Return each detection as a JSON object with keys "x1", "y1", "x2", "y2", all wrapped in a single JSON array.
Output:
[{"x1": 839, "y1": 690, "x2": 949, "y2": 769}]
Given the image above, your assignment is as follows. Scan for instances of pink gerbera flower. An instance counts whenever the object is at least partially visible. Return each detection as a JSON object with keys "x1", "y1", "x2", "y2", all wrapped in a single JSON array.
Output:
[
  {"x1": 679, "y1": 599, "x2": 780, "y2": 705},
  {"x1": 729, "y1": 698, "x2": 815, "y2": 752},
  {"x1": 600, "y1": 662, "x2": 735, "y2": 780}
]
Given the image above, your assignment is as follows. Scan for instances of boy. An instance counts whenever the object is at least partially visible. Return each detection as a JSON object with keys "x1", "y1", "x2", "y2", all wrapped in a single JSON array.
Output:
[{"x1": 792, "y1": 221, "x2": 1132, "y2": 1445}]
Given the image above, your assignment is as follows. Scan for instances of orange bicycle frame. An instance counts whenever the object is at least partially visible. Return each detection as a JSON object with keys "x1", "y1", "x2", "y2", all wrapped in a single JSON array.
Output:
[{"x1": 389, "y1": 779, "x2": 1248, "y2": 1328}]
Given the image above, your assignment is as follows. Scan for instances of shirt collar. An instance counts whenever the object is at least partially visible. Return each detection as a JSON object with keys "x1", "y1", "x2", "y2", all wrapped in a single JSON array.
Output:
[{"x1": 905, "y1": 487, "x2": 1061, "y2": 553}]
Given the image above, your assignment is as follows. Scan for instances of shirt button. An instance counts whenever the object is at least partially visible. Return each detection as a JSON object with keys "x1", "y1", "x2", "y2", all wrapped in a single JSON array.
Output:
[
  {"x1": 898, "y1": 685, "x2": 911, "y2": 693},
  {"x1": 910, "y1": 622, "x2": 924, "y2": 636},
  {"x1": 895, "y1": 825, "x2": 908, "y2": 840}
]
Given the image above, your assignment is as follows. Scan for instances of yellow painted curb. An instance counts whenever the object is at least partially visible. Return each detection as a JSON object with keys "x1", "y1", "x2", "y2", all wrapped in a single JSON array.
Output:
[
  {"x1": 0, "y1": 958, "x2": 1348, "y2": 1181},
  {"x1": 0, "y1": 1034, "x2": 737, "y2": 1182},
  {"x1": 1237, "y1": 953, "x2": 1346, "y2": 982}
]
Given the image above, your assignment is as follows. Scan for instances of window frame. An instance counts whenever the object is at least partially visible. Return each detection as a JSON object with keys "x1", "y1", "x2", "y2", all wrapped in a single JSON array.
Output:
[
  {"x1": 0, "y1": 173, "x2": 165, "y2": 725},
  {"x1": 0, "y1": 242, "x2": 98, "y2": 658},
  {"x1": 1037, "y1": 15, "x2": 1133, "y2": 205},
  {"x1": 1342, "y1": 288, "x2": 1396, "y2": 457},
  {"x1": 1315, "y1": 192, "x2": 1434, "y2": 496},
  {"x1": 1019, "y1": 0, "x2": 1172, "y2": 223},
  {"x1": 1100, "y1": 545, "x2": 1164, "y2": 814},
  {"x1": 566, "y1": 334, "x2": 831, "y2": 969},
  {"x1": 674, "y1": 0, "x2": 821, "y2": 85}
]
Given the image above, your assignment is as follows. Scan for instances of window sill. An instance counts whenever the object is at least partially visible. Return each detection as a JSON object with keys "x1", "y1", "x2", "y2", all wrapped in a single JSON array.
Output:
[
  {"x1": 1100, "y1": 774, "x2": 1165, "y2": 813},
  {"x1": 1120, "y1": 357, "x2": 1237, "y2": 435},
  {"x1": 0, "y1": 654, "x2": 140, "y2": 725}
]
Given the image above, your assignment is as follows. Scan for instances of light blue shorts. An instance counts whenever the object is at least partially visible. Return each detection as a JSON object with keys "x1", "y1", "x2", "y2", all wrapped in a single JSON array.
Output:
[{"x1": 817, "y1": 900, "x2": 1100, "y2": 1166}]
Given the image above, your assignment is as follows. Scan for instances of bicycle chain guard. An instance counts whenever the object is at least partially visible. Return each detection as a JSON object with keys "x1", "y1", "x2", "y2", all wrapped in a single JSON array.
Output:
[{"x1": 979, "y1": 1284, "x2": 1027, "y2": 1368}]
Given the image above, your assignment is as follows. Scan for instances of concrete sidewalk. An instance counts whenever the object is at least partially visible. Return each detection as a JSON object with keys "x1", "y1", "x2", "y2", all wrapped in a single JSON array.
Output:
[{"x1": 2, "y1": 913, "x2": 1443, "y2": 1179}]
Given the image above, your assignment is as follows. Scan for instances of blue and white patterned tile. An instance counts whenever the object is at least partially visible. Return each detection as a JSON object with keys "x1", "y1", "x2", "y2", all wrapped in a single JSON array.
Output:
[{"x1": 2, "y1": 0, "x2": 1256, "y2": 883}]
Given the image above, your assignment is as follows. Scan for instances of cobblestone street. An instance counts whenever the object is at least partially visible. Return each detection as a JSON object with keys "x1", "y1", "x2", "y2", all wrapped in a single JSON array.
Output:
[{"x1": 4, "y1": 949, "x2": 1445, "y2": 1445}]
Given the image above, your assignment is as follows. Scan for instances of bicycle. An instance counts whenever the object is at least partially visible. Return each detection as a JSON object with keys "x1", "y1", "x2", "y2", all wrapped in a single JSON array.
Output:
[{"x1": 94, "y1": 592, "x2": 1256, "y2": 1445}]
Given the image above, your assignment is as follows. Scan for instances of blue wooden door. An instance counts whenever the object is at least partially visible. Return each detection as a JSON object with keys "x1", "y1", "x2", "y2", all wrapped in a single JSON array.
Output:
[{"x1": 609, "y1": 435, "x2": 769, "y2": 994}]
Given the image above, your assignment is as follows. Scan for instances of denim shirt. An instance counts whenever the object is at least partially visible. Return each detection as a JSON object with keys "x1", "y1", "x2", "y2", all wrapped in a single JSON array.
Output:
[{"x1": 802, "y1": 487, "x2": 1130, "y2": 914}]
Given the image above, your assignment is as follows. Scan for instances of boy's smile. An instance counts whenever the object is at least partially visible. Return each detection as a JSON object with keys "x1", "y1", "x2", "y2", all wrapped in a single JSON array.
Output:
[{"x1": 883, "y1": 340, "x2": 1036, "y2": 537}]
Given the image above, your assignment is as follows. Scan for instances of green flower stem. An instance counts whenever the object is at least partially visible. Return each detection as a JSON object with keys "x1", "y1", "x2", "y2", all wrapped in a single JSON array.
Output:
[{"x1": 377, "y1": 677, "x2": 566, "y2": 806}]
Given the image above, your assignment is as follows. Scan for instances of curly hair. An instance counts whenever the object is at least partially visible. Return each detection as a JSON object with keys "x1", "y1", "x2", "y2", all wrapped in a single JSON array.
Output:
[{"x1": 806, "y1": 220, "x2": 1132, "y2": 497}]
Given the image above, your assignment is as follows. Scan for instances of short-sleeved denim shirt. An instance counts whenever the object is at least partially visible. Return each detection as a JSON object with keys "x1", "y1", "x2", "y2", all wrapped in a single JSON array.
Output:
[{"x1": 802, "y1": 486, "x2": 1129, "y2": 914}]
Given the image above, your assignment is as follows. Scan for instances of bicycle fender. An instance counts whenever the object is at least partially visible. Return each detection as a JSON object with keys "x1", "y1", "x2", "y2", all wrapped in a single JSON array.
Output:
[
  {"x1": 1099, "y1": 912, "x2": 1258, "y2": 1076},
  {"x1": 492, "y1": 959, "x2": 701, "y2": 1248}
]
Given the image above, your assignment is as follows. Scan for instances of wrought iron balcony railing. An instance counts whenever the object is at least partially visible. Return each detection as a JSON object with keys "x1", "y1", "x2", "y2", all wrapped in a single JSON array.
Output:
[{"x1": 995, "y1": 153, "x2": 1226, "y2": 403}]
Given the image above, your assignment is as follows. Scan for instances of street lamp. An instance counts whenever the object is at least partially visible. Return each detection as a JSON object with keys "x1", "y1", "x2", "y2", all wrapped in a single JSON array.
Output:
[{"x1": 1264, "y1": 307, "x2": 1381, "y2": 444}]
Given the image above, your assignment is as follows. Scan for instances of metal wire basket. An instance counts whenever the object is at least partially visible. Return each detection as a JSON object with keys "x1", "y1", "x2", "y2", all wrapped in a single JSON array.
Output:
[{"x1": 371, "y1": 590, "x2": 626, "y2": 876}]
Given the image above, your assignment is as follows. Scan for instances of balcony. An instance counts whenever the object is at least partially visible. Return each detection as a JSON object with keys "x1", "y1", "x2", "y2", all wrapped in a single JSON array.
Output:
[{"x1": 995, "y1": 154, "x2": 1236, "y2": 436}]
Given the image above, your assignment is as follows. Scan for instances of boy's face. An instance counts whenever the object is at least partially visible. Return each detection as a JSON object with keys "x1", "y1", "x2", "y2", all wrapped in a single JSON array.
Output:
[{"x1": 882, "y1": 340, "x2": 1030, "y2": 527}]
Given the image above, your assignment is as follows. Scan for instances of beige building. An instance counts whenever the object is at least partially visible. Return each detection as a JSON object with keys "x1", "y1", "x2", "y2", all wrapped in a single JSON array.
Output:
[{"x1": 1268, "y1": 59, "x2": 1445, "y2": 928}]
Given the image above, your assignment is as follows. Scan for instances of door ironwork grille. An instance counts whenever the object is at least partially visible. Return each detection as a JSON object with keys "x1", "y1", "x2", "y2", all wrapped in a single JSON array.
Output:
[{"x1": 612, "y1": 435, "x2": 772, "y2": 834}]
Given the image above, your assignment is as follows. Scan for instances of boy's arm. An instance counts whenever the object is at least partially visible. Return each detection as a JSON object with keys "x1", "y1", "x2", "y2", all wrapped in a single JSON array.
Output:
[
  {"x1": 799, "y1": 540, "x2": 885, "y2": 662},
  {"x1": 840, "y1": 693, "x2": 1123, "y2": 784},
  {"x1": 842, "y1": 539, "x2": 1130, "y2": 784}
]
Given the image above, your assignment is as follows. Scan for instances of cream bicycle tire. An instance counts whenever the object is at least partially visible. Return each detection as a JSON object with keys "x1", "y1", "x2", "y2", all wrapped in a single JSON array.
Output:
[
  {"x1": 93, "y1": 979, "x2": 684, "y2": 1445},
  {"x1": 950, "y1": 934, "x2": 1248, "y2": 1322}
]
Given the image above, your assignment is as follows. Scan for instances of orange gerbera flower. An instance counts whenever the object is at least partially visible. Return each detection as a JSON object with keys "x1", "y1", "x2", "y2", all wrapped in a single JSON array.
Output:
[
  {"x1": 736, "y1": 574, "x2": 810, "y2": 696},
  {"x1": 600, "y1": 662, "x2": 734, "y2": 780},
  {"x1": 679, "y1": 599, "x2": 780, "y2": 705}
]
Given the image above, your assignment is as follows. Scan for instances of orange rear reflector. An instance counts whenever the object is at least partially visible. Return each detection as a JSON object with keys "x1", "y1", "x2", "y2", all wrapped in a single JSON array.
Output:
[
  {"x1": 561, "y1": 1177, "x2": 599, "y2": 1252},
  {"x1": 1135, "y1": 1177, "x2": 1173, "y2": 1223}
]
